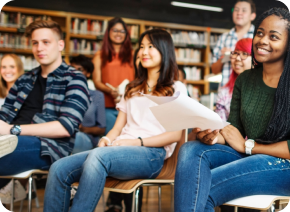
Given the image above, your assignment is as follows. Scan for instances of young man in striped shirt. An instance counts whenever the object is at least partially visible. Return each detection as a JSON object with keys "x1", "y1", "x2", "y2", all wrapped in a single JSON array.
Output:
[{"x1": 0, "y1": 20, "x2": 90, "y2": 203}]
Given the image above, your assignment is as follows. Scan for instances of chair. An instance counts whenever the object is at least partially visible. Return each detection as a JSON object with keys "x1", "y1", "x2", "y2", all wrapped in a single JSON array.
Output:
[
  {"x1": 103, "y1": 129, "x2": 187, "y2": 212},
  {"x1": 0, "y1": 169, "x2": 48, "y2": 212},
  {"x1": 224, "y1": 195, "x2": 290, "y2": 212}
]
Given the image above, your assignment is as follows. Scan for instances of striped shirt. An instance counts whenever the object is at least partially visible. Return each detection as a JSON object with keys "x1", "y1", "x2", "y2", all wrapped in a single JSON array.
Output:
[
  {"x1": 0, "y1": 62, "x2": 91, "y2": 162},
  {"x1": 212, "y1": 24, "x2": 254, "y2": 86}
]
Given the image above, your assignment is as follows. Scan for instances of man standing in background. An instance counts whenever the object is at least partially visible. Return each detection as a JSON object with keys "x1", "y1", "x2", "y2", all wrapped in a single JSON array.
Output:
[{"x1": 211, "y1": 0, "x2": 256, "y2": 86}]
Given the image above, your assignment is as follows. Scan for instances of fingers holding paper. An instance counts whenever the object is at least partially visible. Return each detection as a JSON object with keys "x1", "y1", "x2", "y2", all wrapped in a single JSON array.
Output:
[
  {"x1": 197, "y1": 129, "x2": 219, "y2": 145},
  {"x1": 220, "y1": 125, "x2": 245, "y2": 153},
  {"x1": 188, "y1": 128, "x2": 201, "y2": 141}
]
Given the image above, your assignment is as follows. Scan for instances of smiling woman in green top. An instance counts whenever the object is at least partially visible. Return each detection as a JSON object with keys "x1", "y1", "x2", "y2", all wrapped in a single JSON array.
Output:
[{"x1": 174, "y1": 7, "x2": 290, "y2": 211}]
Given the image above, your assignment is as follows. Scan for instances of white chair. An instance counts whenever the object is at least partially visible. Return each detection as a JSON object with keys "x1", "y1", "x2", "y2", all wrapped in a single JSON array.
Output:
[
  {"x1": 0, "y1": 169, "x2": 48, "y2": 212},
  {"x1": 224, "y1": 195, "x2": 290, "y2": 212}
]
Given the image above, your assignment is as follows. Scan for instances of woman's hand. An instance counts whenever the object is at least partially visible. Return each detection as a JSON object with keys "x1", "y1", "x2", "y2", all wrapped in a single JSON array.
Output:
[
  {"x1": 188, "y1": 128, "x2": 201, "y2": 141},
  {"x1": 112, "y1": 139, "x2": 141, "y2": 146},
  {"x1": 98, "y1": 138, "x2": 111, "y2": 147},
  {"x1": 0, "y1": 120, "x2": 11, "y2": 135},
  {"x1": 196, "y1": 129, "x2": 219, "y2": 145},
  {"x1": 220, "y1": 125, "x2": 245, "y2": 153}
]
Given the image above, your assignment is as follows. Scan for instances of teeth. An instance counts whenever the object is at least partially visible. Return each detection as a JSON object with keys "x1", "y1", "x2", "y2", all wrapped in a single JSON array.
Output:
[{"x1": 258, "y1": 48, "x2": 268, "y2": 52}]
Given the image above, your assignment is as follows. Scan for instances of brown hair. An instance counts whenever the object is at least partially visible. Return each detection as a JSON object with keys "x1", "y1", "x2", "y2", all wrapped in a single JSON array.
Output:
[
  {"x1": 235, "y1": 0, "x2": 256, "y2": 14},
  {"x1": 125, "y1": 29, "x2": 178, "y2": 99},
  {"x1": 0, "y1": 54, "x2": 24, "y2": 98},
  {"x1": 24, "y1": 20, "x2": 63, "y2": 40}
]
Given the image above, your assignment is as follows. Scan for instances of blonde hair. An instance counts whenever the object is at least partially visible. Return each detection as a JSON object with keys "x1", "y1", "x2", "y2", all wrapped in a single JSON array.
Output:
[
  {"x1": 25, "y1": 20, "x2": 63, "y2": 40},
  {"x1": 0, "y1": 54, "x2": 24, "y2": 98}
]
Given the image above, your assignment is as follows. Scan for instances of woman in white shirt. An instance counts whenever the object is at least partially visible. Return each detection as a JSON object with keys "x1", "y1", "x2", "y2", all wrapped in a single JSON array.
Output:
[
  {"x1": 43, "y1": 29, "x2": 187, "y2": 212},
  {"x1": 0, "y1": 54, "x2": 24, "y2": 107}
]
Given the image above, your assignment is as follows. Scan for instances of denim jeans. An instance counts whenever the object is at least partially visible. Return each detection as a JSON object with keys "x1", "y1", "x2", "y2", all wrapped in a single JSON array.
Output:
[
  {"x1": 44, "y1": 146, "x2": 166, "y2": 212},
  {"x1": 0, "y1": 136, "x2": 51, "y2": 188},
  {"x1": 72, "y1": 132, "x2": 93, "y2": 154},
  {"x1": 174, "y1": 141, "x2": 290, "y2": 212},
  {"x1": 105, "y1": 108, "x2": 118, "y2": 134}
]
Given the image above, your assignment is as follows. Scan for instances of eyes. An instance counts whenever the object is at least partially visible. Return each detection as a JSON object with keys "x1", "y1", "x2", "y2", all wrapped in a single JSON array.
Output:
[
  {"x1": 32, "y1": 41, "x2": 50, "y2": 45},
  {"x1": 140, "y1": 44, "x2": 154, "y2": 49},
  {"x1": 256, "y1": 31, "x2": 279, "y2": 40}
]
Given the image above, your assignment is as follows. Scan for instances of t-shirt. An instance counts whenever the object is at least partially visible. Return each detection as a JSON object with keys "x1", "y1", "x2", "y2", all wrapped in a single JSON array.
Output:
[
  {"x1": 115, "y1": 81, "x2": 188, "y2": 159},
  {"x1": 228, "y1": 67, "x2": 290, "y2": 152},
  {"x1": 12, "y1": 71, "x2": 47, "y2": 125},
  {"x1": 215, "y1": 87, "x2": 232, "y2": 121}
]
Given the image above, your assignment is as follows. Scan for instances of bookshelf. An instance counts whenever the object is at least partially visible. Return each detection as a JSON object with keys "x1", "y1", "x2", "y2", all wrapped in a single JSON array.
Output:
[{"x1": 0, "y1": 6, "x2": 228, "y2": 94}]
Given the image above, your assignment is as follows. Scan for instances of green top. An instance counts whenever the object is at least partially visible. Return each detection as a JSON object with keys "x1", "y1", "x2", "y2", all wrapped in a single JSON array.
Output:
[{"x1": 228, "y1": 67, "x2": 290, "y2": 152}]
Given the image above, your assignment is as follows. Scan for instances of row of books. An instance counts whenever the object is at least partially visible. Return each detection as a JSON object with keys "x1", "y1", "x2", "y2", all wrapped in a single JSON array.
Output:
[
  {"x1": 187, "y1": 84, "x2": 200, "y2": 100},
  {"x1": 184, "y1": 66, "x2": 201, "y2": 81},
  {"x1": 69, "y1": 39, "x2": 101, "y2": 55},
  {"x1": 210, "y1": 34, "x2": 221, "y2": 48},
  {"x1": 0, "y1": 11, "x2": 53, "y2": 28},
  {"x1": 127, "y1": 25, "x2": 139, "y2": 40},
  {"x1": 0, "y1": 54, "x2": 39, "y2": 71},
  {"x1": 171, "y1": 31, "x2": 207, "y2": 46},
  {"x1": 175, "y1": 48, "x2": 201, "y2": 63},
  {"x1": 71, "y1": 18, "x2": 107, "y2": 35},
  {"x1": 0, "y1": 33, "x2": 31, "y2": 49}
]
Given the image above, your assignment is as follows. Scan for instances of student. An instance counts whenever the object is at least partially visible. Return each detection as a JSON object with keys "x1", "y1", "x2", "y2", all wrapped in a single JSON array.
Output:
[
  {"x1": 0, "y1": 54, "x2": 24, "y2": 107},
  {"x1": 215, "y1": 38, "x2": 252, "y2": 121},
  {"x1": 211, "y1": 0, "x2": 256, "y2": 86},
  {"x1": 70, "y1": 55, "x2": 106, "y2": 153},
  {"x1": 43, "y1": 29, "x2": 187, "y2": 212},
  {"x1": 174, "y1": 8, "x2": 290, "y2": 211},
  {"x1": 92, "y1": 17, "x2": 135, "y2": 135},
  {"x1": 0, "y1": 20, "x2": 90, "y2": 204}
]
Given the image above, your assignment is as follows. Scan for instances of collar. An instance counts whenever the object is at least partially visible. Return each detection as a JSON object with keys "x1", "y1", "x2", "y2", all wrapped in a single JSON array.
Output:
[
  {"x1": 31, "y1": 61, "x2": 68, "y2": 78},
  {"x1": 229, "y1": 24, "x2": 255, "y2": 36}
]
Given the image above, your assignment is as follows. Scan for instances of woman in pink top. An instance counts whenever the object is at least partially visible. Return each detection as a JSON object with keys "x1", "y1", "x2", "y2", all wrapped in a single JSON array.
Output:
[{"x1": 43, "y1": 29, "x2": 187, "y2": 212}]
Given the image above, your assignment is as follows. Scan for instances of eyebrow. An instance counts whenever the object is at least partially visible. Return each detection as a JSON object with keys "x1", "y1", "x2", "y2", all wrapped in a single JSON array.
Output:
[{"x1": 257, "y1": 28, "x2": 282, "y2": 35}]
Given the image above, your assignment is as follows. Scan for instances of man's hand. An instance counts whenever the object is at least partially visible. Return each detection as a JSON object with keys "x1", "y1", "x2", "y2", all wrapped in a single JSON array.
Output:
[
  {"x1": 220, "y1": 47, "x2": 232, "y2": 58},
  {"x1": 0, "y1": 120, "x2": 11, "y2": 135},
  {"x1": 112, "y1": 139, "x2": 140, "y2": 146},
  {"x1": 196, "y1": 129, "x2": 219, "y2": 145},
  {"x1": 220, "y1": 125, "x2": 245, "y2": 153},
  {"x1": 110, "y1": 89, "x2": 119, "y2": 99},
  {"x1": 188, "y1": 128, "x2": 201, "y2": 141}
]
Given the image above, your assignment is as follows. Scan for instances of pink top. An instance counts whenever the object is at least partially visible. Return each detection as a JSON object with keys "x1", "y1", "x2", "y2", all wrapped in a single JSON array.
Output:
[{"x1": 115, "y1": 81, "x2": 187, "y2": 159}]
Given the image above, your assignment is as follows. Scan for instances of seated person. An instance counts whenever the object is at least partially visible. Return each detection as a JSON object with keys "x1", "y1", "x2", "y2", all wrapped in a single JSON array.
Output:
[
  {"x1": 0, "y1": 20, "x2": 90, "y2": 204},
  {"x1": 43, "y1": 29, "x2": 187, "y2": 212},
  {"x1": 215, "y1": 38, "x2": 252, "y2": 121},
  {"x1": 70, "y1": 55, "x2": 106, "y2": 153},
  {"x1": 0, "y1": 54, "x2": 24, "y2": 107}
]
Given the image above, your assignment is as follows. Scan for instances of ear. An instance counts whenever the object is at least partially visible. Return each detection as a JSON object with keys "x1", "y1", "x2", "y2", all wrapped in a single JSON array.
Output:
[
  {"x1": 58, "y1": 40, "x2": 65, "y2": 52},
  {"x1": 250, "y1": 13, "x2": 256, "y2": 21}
]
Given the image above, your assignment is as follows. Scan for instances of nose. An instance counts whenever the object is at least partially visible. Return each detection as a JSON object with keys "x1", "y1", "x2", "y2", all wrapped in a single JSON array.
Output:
[
  {"x1": 236, "y1": 54, "x2": 242, "y2": 61},
  {"x1": 141, "y1": 47, "x2": 148, "y2": 55},
  {"x1": 37, "y1": 42, "x2": 43, "y2": 51},
  {"x1": 258, "y1": 35, "x2": 269, "y2": 45}
]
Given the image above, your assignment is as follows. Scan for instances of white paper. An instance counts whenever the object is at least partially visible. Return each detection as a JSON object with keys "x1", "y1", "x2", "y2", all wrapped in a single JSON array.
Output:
[
  {"x1": 145, "y1": 91, "x2": 229, "y2": 132},
  {"x1": 118, "y1": 79, "x2": 130, "y2": 95}
]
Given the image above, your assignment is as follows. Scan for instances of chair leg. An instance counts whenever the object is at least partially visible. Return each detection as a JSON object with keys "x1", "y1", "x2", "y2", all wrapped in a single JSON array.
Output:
[
  {"x1": 234, "y1": 206, "x2": 238, "y2": 212},
  {"x1": 146, "y1": 187, "x2": 149, "y2": 204},
  {"x1": 135, "y1": 187, "x2": 140, "y2": 212},
  {"x1": 32, "y1": 178, "x2": 39, "y2": 208},
  {"x1": 27, "y1": 176, "x2": 32, "y2": 212},
  {"x1": 131, "y1": 190, "x2": 136, "y2": 212},
  {"x1": 158, "y1": 186, "x2": 161, "y2": 212},
  {"x1": 20, "y1": 199, "x2": 24, "y2": 212},
  {"x1": 102, "y1": 192, "x2": 105, "y2": 211},
  {"x1": 170, "y1": 184, "x2": 174, "y2": 212},
  {"x1": 10, "y1": 178, "x2": 14, "y2": 211}
]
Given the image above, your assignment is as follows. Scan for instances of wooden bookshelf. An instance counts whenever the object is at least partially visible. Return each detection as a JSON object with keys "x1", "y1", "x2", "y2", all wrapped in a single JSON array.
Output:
[{"x1": 0, "y1": 6, "x2": 229, "y2": 94}]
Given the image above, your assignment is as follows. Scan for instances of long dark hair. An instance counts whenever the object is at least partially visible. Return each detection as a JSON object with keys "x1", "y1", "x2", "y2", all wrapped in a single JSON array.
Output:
[
  {"x1": 101, "y1": 17, "x2": 132, "y2": 67},
  {"x1": 253, "y1": 8, "x2": 290, "y2": 143},
  {"x1": 125, "y1": 29, "x2": 178, "y2": 99}
]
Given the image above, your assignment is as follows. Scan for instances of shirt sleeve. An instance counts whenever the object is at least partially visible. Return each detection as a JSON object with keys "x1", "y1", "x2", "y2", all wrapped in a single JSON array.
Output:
[
  {"x1": 227, "y1": 74, "x2": 246, "y2": 138},
  {"x1": 58, "y1": 73, "x2": 91, "y2": 136},
  {"x1": 94, "y1": 91, "x2": 106, "y2": 128},
  {"x1": 215, "y1": 88, "x2": 228, "y2": 122},
  {"x1": 116, "y1": 94, "x2": 127, "y2": 113},
  {"x1": 212, "y1": 33, "x2": 225, "y2": 63}
]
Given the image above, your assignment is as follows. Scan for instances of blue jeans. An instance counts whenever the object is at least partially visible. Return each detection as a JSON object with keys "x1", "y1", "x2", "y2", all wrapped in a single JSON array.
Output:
[
  {"x1": 44, "y1": 146, "x2": 166, "y2": 212},
  {"x1": 0, "y1": 136, "x2": 51, "y2": 188},
  {"x1": 72, "y1": 132, "x2": 93, "y2": 154},
  {"x1": 174, "y1": 141, "x2": 290, "y2": 212},
  {"x1": 105, "y1": 108, "x2": 118, "y2": 134}
]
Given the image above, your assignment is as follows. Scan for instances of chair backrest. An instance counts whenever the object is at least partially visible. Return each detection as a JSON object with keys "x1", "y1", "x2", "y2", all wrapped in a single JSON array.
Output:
[{"x1": 155, "y1": 129, "x2": 186, "y2": 180}]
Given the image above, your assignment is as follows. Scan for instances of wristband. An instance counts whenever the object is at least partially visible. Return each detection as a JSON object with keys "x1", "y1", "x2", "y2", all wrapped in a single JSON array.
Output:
[
  {"x1": 138, "y1": 137, "x2": 144, "y2": 146},
  {"x1": 101, "y1": 136, "x2": 111, "y2": 145}
]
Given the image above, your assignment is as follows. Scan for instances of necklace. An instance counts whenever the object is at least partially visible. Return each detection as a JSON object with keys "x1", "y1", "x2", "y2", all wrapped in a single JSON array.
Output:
[{"x1": 146, "y1": 82, "x2": 153, "y2": 92}]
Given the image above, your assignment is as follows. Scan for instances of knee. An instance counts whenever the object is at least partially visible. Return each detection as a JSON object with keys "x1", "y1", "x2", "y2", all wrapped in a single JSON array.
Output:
[
  {"x1": 85, "y1": 148, "x2": 109, "y2": 171},
  {"x1": 178, "y1": 141, "x2": 209, "y2": 162}
]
